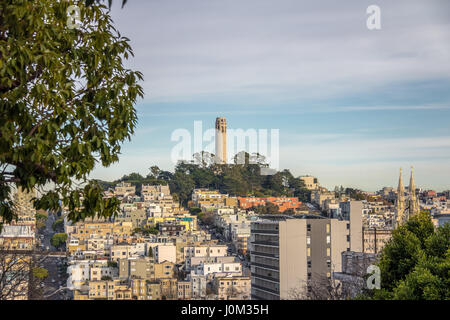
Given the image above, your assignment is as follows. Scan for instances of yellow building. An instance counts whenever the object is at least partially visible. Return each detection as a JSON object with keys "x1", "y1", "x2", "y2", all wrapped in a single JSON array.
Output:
[
  {"x1": 192, "y1": 189, "x2": 237, "y2": 209},
  {"x1": 0, "y1": 225, "x2": 35, "y2": 250},
  {"x1": 213, "y1": 276, "x2": 251, "y2": 300},
  {"x1": 299, "y1": 176, "x2": 319, "y2": 190},
  {"x1": 146, "y1": 216, "x2": 175, "y2": 228},
  {"x1": 88, "y1": 280, "x2": 116, "y2": 300},
  {"x1": 177, "y1": 280, "x2": 191, "y2": 300},
  {"x1": 73, "y1": 290, "x2": 89, "y2": 300},
  {"x1": 146, "y1": 281, "x2": 161, "y2": 300},
  {"x1": 159, "y1": 278, "x2": 178, "y2": 300},
  {"x1": 153, "y1": 260, "x2": 175, "y2": 280},
  {"x1": 145, "y1": 215, "x2": 197, "y2": 232},
  {"x1": 131, "y1": 278, "x2": 148, "y2": 300},
  {"x1": 66, "y1": 221, "x2": 133, "y2": 241}
]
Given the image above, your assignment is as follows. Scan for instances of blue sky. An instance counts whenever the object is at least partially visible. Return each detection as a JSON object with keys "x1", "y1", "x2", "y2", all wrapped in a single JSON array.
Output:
[{"x1": 90, "y1": 0, "x2": 450, "y2": 192}]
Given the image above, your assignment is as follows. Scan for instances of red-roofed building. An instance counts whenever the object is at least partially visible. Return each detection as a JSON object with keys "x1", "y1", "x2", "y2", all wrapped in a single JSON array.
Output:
[{"x1": 238, "y1": 197, "x2": 301, "y2": 212}]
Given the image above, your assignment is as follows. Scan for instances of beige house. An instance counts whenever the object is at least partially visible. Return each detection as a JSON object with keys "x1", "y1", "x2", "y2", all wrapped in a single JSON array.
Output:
[
  {"x1": 213, "y1": 276, "x2": 251, "y2": 300},
  {"x1": 177, "y1": 280, "x2": 191, "y2": 300},
  {"x1": 114, "y1": 182, "x2": 136, "y2": 198},
  {"x1": 299, "y1": 176, "x2": 319, "y2": 191},
  {"x1": 154, "y1": 260, "x2": 176, "y2": 280},
  {"x1": 363, "y1": 228, "x2": 392, "y2": 254},
  {"x1": 119, "y1": 257, "x2": 154, "y2": 280}
]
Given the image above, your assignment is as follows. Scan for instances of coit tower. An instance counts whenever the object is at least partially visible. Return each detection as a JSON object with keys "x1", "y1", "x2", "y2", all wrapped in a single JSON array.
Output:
[{"x1": 215, "y1": 117, "x2": 227, "y2": 164}]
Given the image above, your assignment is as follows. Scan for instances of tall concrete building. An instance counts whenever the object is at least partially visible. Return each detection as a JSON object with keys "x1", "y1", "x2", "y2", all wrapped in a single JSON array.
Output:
[
  {"x1": 215, "y1": 117, "x2": 227, "y2": 164},
  {"x1": 250, "y1": 207, "x2": 363, "y2": 300},
  {"x1": 339, "y1": 201, "x2": 363, "y2": 253}
]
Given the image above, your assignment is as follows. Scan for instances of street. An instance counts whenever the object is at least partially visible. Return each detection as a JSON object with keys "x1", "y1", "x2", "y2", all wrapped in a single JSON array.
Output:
[{"x1": 38, "y1": 213, "x2": 70, "y2": 300}]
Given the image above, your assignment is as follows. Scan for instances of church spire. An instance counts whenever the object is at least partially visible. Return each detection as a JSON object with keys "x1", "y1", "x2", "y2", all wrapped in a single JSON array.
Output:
[
  {"x1": 395, "y1": 168, "x2": 407, "y2": 227},
  {"x1": 409, "y1": 166, "x2": 419, "y2": 216}
]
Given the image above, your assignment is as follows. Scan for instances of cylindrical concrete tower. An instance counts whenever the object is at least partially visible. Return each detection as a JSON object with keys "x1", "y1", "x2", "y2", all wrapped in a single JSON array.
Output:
[{"x1": 215, "y1": 117, "x2": 227, "y2": 164}]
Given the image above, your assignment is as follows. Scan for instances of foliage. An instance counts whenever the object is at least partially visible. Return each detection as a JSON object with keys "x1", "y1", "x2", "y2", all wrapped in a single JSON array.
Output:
[
  {"x1": 0, "y1": 249, "x2": 32, "y2": 299},
  {"x1": 250, "y1": 203, "x2": 280, "y2": 215},
  {"x1": 0, "y1": 0, "x2": 143, "y2": 227},
  {"x1": 189, "y1": 206, "x2": 202, "y2": 215},
  {"x1": 35, "y1": 212, "x2": 48, "y2": 230},
  {"x1": 52, "y1": 218, "x2": 64, "y2": 231},
  {"x1": 101, "y1": 152, "x2": 311, "y2": 206},
  {"x1": 148, "y1": 246, "x2": 153, "y2": 257},
  {"x1": 134, "y1": 226, "x2": 158, "y2": 236},
  {"x1": 32, "y1": 267, "x2": 49, "y2": 279},
  {"x1": 199, "y1": 211, "x2": 214, "y2": 226},
  {"x1": 362, "y1": 212, "x2": 450, "y2": 300},
  {"x1": 101, "y1": 275, "x2": 112, "y2": 281},
  {"x1": 50, "y1": 233, "x2": 68, "y2": 249}
]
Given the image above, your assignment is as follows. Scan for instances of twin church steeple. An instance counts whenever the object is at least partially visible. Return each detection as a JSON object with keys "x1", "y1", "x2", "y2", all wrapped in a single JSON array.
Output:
[{"x1": 395, "y1": 167, "x2": 420, "y2": 227}]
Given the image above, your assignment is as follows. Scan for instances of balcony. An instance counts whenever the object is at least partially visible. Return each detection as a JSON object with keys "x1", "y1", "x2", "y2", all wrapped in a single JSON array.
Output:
[
  {"x1": 251, "y1": 272, "x2": 279, "y2": 283},
  {"x1": 249, "y1": 251, "x2": 279, "y2": 259},
  {"x1": 251, "y1": 284, "x2": 280, "y2": 295},
  {"x1": 251, "y1": 262, "x2": 279, "y2": 271},
  {"x1": 251, "y1": 229, "x2": 279, "y2": 235},
  {"x1": 251, "y1": 241, "x2": 279, "y2": 247}
]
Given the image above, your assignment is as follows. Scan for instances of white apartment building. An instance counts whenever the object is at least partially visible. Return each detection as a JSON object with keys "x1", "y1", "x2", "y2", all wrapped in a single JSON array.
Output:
[
  {"x1": 110, "y1": 243, "x2": 147, "y2": 262},
  {"x1": 192, "y1": 262, "x2": 242, "y2": 277},
  {"x1": 184, "y1": 245, "x2": 228, "y2": 271}
]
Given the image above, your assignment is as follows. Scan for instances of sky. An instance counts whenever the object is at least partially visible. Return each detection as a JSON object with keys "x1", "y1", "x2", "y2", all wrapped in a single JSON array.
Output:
[{"x1": 90, "y1": 0, "x2": 450, "y2": 192}]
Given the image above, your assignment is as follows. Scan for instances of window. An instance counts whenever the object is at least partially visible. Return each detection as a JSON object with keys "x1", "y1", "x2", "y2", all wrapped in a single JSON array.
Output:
[
  {"x1": 326, "y1": 248, "x2": 331, "y2": 256},
  {"x1": 347, "y1": 235, "x2": 350, "y2": 242},
  {"x1": 326, "y1": 224, "x2": 330, "y2": 233},
  {"x1": 307, "y1": 261, "x2": 311, "y2": 268},
  {"x1": 346, "y1": 223, "x2": 350, "y2": 230},
  {"x1": 307, "y1": 248, "x2": 311, "y2": 257},
  {"x1": 307, "y1": 224, "x2": 311, "y2": 232},
  {"x1": 326, "y1": 235, "x2": 331, "y2": 244},
  {"x1": 306, "y1": 237, "x2": 311, "y2": 245}
]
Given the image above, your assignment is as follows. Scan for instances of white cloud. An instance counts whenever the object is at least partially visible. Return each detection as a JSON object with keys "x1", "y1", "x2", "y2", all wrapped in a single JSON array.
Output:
[{"x1": 110, "y1": 0, "x2": 450, "y2": 103}]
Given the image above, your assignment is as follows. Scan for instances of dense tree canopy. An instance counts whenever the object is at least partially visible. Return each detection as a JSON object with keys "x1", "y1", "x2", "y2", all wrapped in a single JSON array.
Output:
[
  {"x1": 0, "y1": 0, "x2": 143, "y2": 227},
  {"x1": 361, "y1": 212, "x2": 450, "y2": 300},
  {"x1": 101, "y1": 153, "x2": 312, "y2": 206},
  {"x1": 50, "y1": 233, "x2": 68, "y2": 249}
]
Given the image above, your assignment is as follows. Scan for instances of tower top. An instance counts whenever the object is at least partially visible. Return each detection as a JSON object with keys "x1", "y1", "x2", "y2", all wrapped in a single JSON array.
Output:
[
  {"x1": 398, "y1": 168, "x2": 404, "y2": 193},
  {"x1": 409, "y1": 166, "x2": 416, "y2": 192},
  {"x1": 215, "y1": 117, "x2": 227, "y2": 130}
]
